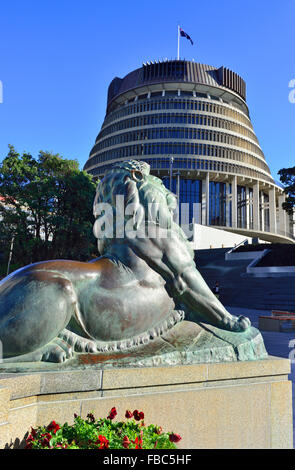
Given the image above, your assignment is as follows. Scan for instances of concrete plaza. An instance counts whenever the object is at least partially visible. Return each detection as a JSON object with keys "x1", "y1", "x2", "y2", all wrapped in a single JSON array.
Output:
[{"x1": 228, "y1": 306, "x2": 295, "y2": 447}]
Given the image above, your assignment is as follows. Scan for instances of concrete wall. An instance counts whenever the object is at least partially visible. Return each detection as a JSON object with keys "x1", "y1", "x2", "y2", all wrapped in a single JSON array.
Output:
[
  {"x1": 191, "y1": 224, "x2": 252, "y2": 250},
  {"x1": 0, "y1": 357, "x2": 292, "y2": 449}
]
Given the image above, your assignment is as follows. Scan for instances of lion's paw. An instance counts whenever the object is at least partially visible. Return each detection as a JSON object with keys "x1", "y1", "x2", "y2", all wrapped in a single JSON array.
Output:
[
  {"x1": 226, "y1": 315, "x2": 251, "y2": 332},
  {"x1": 40, "y1": 338, "x2": 74, "y2": 363},
  {"x1": 58, "y1": 329, "x2": 98, "y2": 354}
]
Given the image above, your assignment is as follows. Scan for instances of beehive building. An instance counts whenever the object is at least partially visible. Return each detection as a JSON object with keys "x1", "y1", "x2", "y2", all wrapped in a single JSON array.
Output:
[{"x1": 84, "y1": 60, "x2": 294, "y2": 244}]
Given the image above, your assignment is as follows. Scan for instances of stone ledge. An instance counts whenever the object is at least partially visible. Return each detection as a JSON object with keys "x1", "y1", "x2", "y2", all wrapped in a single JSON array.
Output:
[
  {"x1": 102, "y1": 356, "x2": 290, "y2": 391},
  {"x1": 0, "y1": 356, "x2": 290, "y2": 400}
]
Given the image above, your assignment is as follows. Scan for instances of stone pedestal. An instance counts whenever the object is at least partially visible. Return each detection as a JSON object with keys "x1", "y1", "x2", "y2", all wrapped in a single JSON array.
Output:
[{"x1": 0, "y1": 356, "x2": 292, "y2": 449}]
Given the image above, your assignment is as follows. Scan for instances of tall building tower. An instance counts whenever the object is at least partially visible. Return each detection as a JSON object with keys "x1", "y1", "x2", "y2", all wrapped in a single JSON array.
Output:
[{"x1": 84, "y1": 60, "x2": 294, "y2": 244}]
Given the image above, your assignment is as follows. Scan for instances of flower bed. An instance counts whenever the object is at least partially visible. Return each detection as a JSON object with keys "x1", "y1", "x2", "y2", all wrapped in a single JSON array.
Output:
[{"x1": 25, "y1": 407, "x2": 181, "y2": 449}]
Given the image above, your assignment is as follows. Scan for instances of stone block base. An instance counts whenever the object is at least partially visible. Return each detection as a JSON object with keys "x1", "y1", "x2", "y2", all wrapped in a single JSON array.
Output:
[{"x1": 0, "y1": 356, "x2": 293, "y2": 449}]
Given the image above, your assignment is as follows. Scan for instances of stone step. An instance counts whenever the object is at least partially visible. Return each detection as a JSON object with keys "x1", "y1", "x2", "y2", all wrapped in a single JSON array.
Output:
[{"x1": 195, "y1": 248, "x2": 295, "y2": 311}]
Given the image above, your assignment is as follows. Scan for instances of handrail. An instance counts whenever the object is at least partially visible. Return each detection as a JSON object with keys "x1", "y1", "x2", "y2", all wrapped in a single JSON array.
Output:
[{"x1": 225, "y1": 238, "x2": 249, "y2": 256}]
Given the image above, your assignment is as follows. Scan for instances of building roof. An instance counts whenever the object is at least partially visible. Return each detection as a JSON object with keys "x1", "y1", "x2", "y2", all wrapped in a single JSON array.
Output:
[{"x1": 107, "y1": 60, "x2": 246, "y2": 111}]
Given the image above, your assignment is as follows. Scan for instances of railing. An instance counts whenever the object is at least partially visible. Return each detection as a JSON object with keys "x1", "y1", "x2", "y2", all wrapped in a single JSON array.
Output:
[
  {"x1": 224, "y1": 238, "x2": 250, "y2": 260},
  {"x1": 274, "y1": 228, "x2": 295, "y2": 241},
  {"x1": 221, "y1": 219, "x2": 295, "y2": 241},
  {"x1": 226, "y1": 238, "x2": 249, "y2": 255}
]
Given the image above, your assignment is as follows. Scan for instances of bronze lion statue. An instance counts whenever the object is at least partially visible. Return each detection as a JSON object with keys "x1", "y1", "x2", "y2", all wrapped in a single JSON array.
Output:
[{"x1": 0, "y1": 160, "x2": 250, "y2": 363}]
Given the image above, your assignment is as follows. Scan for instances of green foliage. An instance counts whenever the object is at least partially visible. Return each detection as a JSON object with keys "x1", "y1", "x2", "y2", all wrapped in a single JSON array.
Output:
[
  {"x1": 0, "y1": 145, "x2": 97, "y2": 272},
  {"x1": 25, "y1": 408, "x2": 181, "y2": 449},
  {"x1": 278, "y1": 166, "x2": 295, "y2": 214}
]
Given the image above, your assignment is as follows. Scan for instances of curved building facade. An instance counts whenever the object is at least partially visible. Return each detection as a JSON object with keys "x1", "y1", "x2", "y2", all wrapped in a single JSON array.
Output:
[{"x1": 84, "y1": 60, "x2": 294, "y2": 244}]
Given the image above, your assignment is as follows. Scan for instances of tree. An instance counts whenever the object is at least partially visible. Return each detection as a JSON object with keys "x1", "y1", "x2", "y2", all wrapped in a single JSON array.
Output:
[
  {"x1": 0, "y1": 146, "x2": 97, "y2": 272},
  {"x1": 278, "y1": 166, "x2": 295, "y2": 214}
]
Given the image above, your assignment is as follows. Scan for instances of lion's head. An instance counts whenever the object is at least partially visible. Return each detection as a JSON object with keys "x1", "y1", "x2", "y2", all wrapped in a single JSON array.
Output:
[
  {"x1": 94, "y1": 160, "x2": 176, "y2": 208},
  {"x1": 93, "y1": 160, "x2": 188, "y2": 254}
]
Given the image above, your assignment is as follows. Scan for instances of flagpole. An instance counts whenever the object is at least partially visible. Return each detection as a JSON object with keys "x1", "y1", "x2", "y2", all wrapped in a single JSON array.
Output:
[{"x1": 177, "y1": 25, "x2": 180, "y2": 60}]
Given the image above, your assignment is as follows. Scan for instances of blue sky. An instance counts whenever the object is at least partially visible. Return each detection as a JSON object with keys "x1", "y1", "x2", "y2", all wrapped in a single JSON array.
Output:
[{"x1": 0, "y1": 0, "x2": 294, "y2": 180}]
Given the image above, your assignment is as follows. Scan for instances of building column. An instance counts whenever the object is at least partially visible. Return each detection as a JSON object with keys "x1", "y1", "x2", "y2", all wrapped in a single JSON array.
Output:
[
  {"x1": 175, "y1": 172, "x2": 180, "y2": 226},
  {"x1": 260, "y1": 193, "x2": 265, "y2": 232},
  {"x1": 245, "y1": 187, "x2": 250, "y2": 230},
  {"x1": 291, "y1": 209, "x2": 295, "y2": 238},
  {"x1": 253, "y1": 181, "x2": 260, "y2": 231},
  {"x1": 269, "y1": 187, "x2": 277, "y2": 234},
  {"x1": 231, "y1": 176, "x2": 237, "y2": 228},
  {"x1": 202, "y1": 173, "x2": 210, "y2": 225},
  {"x1": 278, "y1": 193, "x2": 287, "y2": 235},
  {"x1": 176, "y1": 172, "x2": 180, "y2": 202},
  {"x1": 226, "y1": 182, "x2": 230, "y2": 227}
]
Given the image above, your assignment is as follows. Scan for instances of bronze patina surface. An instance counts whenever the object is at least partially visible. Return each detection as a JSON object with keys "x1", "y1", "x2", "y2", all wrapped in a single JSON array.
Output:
[{"x1": 0, "y1": 160, "x2": 267, "y2": 368}]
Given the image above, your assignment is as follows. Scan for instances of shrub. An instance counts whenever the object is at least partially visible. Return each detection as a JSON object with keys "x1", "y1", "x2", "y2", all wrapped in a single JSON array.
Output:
[{"x1": 25, "y1": 407, "x2": 181, "y2": 449}]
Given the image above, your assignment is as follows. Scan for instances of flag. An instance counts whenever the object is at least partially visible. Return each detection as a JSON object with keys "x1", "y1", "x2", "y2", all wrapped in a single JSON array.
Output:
[{"x1": 179, "y1": 28, "x2": 193, "y2": 45}]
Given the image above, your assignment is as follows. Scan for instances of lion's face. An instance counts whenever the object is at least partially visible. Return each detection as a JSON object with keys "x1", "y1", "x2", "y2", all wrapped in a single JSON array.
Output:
[
  {"x1": 93, "y1": 160, "x2": 178, "y2": 252},
  {"x1": 94, "y1": 160, "x2": 176, "y2": 213}
]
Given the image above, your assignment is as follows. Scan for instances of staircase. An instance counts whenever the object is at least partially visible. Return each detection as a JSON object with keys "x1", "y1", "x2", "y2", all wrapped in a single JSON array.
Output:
[{"x1": 195, "y1": 248, "x2": 295, "y2": 311}]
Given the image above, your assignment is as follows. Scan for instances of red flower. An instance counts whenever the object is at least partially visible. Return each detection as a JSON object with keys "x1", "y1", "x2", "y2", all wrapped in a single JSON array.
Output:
[
  {"x1": 122, "y1": 435, "x2": 130, "y2": 449},
  {"x1": 30, "y1": 427, "x2": 37, "y2": 437},
  {"x1": 107, "y1": 407, "x2": 117, "y2": 420},
  {"x1": 41, "y1": 437, "x2": 51, "y2": 447},
  {"x1": 25, "y1": 441, "x2": 33, "y2": 449},
  {"x1": 133, "y1": 436, "x2": 143, "y2": 449},
  {"x1": 25, "y1": 434, "x2": 35, "y2": 448},
  {"x1": 125, "y1": 410, "x2": 133, "y2": 419},
  {"x1": 133, "y1": 410, "x2": 144, "y2": 421},
  {"x1": 169, "y1": 433, "x2": 182, "y2": 443},
  {"x1": 95, "y1": 435, "x2": 109, "y2": 449},
  {"x1": 47, "y1": 420, "x2": 60, "y2": 434}
]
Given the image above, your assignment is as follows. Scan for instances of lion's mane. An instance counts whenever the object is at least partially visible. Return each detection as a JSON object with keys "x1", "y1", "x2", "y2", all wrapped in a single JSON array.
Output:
[{"x1": 93, "y1": 160, "x2": 192, "y2": 255}]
